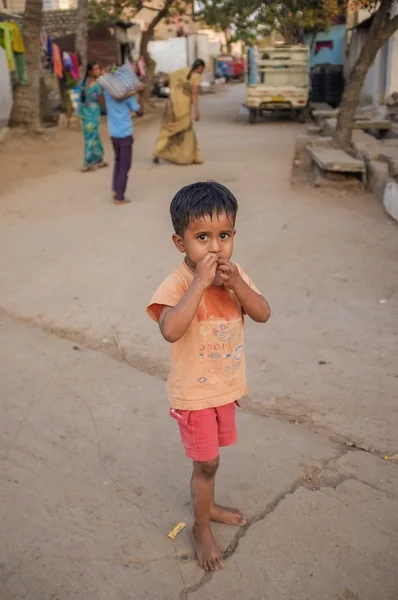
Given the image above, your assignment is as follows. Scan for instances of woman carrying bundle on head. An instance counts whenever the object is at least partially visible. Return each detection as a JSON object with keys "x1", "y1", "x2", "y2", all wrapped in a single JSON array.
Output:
[{"x1": 153, "y1": 59, "x2": 205, "y2": 166}]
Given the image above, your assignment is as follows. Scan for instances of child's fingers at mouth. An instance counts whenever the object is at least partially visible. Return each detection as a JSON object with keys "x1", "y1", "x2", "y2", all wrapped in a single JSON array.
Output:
[{"x1": 217, "y1": 264, "x2": 230, "y2": 272}]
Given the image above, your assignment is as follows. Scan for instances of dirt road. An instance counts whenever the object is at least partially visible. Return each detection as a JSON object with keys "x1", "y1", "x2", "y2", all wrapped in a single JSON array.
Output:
[
  {"x1": 1, "y1": 84, "x2": 398, "y2": 599},
  {"x1": 1, "y1": 84, "x2": 397, "y2": 452}
]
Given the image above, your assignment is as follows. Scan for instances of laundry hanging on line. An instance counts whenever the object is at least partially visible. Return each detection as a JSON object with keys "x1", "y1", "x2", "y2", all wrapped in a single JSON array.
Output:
[{"x1": 0, "y1": 21, "x2": 27, "y2": 83}]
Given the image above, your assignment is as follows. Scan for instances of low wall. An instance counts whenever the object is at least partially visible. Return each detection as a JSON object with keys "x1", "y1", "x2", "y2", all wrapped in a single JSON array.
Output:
[{"x1": 42, "y1": 9, "x2": 77, "y2": 38}]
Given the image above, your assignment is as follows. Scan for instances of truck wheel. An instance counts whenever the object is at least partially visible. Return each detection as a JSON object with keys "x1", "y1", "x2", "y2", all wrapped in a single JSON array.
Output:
[{"x1": 249, "y1": 109, "x2": 258, "y2": 124}]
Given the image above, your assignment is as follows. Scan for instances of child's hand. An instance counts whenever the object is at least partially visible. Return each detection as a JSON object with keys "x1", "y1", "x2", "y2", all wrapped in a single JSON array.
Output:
[
  {"x1": 195, "y1": 253, "x2": 218, "y2": 288},
  {"x1": 217, "y1": 258, "x2": 242, "y2": 290}
]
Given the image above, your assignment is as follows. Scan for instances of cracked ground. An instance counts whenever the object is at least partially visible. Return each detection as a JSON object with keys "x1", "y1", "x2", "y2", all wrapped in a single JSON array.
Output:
[{"x1": 1, "y1": 85, "x2": 398, "y2": 599}]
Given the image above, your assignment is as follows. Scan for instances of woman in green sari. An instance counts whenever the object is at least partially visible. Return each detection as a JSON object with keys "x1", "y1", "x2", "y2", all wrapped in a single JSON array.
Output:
[
  {"x1": 153, "y1": 59, "x2": 205, "y2": 166},
  {"x1": 78, "y1": 62, "x2": 107, "y2": 172}
]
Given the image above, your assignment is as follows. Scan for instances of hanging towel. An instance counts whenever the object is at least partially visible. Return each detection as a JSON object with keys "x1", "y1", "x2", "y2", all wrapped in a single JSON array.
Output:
[
  {"x1": 71, "y1": 53, "x2": 80, "y2": 80},
  {"x1": 47, "y1": 35, "x2": 53, "y2": 62},
  {"x1": 14, "y1": 52, "x2": 27, "y2": 84},
  {"x1": 52, "y1": 42, "x2": 63, "y2": 78},
  {"x1": 9, "y1": 22, "x2": 25, "y2": 53},
  {"x1": 62, "y1": 51, "x2": 73, "y2": 71},
  {"x1": 0, "y1": 23, "x2": 15, "y2": 71}
]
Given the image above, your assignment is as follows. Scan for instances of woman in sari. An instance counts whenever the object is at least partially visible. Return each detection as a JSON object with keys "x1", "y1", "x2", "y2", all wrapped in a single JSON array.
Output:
[
  {"x1": 78, "y1": 62, "x2": 107, "y2": 172},
  {"x1": 153, "y1": 59, "x2": 205, "y2": 166}
]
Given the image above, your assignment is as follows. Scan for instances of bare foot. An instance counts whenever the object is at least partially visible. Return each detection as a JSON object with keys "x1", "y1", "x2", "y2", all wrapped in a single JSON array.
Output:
[
  {"x1": 193, "y1": 524, "x2": 224, "y2": 571},
  {"x1": 210, "y1": 504, "x2": 246, "y2": 526}
]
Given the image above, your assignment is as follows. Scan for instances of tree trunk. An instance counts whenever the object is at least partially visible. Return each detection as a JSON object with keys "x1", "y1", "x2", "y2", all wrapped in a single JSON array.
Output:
[
  {"x1": 334, "y1": 0, "x2": 398, "y2": 149},
  {"x1": 333, "y1": 47, "x2": 379, "y2": 149},
  {"x1": 139, "y1": 3, "x2": 171, "y2": 104},
  {"x1": 76, "y1": 0, "x2": 88, "y2": 76},
  {"x1": 309, "y1": 31, "x2": 318, "y2": 51},
  {"x1": 224, "y1": 30, "x2": 232, "y2": 54},
  {"x1": 140, "y1": 30, "x2": 156, "y2": 105},
  {"x1": 10, "y1": 0, "x2": 43, "y2": 130}
]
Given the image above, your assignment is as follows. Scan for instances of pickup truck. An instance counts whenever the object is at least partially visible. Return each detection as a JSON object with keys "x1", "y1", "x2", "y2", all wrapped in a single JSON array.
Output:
[{"x1": 246, "y1": 45, "x2": 310, "y2": 124}]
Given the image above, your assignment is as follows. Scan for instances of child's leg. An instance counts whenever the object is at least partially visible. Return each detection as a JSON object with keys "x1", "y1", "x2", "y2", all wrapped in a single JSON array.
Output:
[
  {"x1": 172, "y1": 405, "x2": 245, "y2": 571},
  {"x1": 111, "y1": 137, "x2": 121, "y2": 197},
  {"x1": 209, "y1": 404, "x2": 246, "y2": 526},
  {"x1": 191, "y1": 457, "x2": 223, "y2": 571},
  {"x1": 116, "y1": 136, "x2": 133, "y2": 201},
  {"x1": 209, "y1": 476, "x2": 246, "y2": 526}
]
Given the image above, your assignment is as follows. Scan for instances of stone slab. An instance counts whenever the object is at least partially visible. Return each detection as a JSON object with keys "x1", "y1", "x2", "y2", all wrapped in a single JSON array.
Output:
[
  {"x1": 326, "y1": 117, "x2": 391, "y2": 132},
  {"x1": 309, "y1": 147, "x2": 366, "y2": 173},
  {"x1": 352, "y1": 129, "x2": 384, "y2": 161}
]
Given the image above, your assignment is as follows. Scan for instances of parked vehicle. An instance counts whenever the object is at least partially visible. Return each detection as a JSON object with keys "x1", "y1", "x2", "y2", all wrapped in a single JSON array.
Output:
[
  {"x1": 215, "y1": 55, "x2": 245, "y2": 82},
  {"x1": 245, "y1": 45, "x2": 310, "y2": 123}
]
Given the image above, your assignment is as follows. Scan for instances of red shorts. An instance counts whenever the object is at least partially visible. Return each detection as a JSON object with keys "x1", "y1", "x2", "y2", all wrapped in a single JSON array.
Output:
[{"x1": 170, "y1": 402, "x2": 238, "y2": 462}]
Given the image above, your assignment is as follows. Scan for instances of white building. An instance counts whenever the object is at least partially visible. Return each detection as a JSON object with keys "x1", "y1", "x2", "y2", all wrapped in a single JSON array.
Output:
[
  {"x1": 0, "y1": 0, "x2": 76, "y2": 11},
  {"x1": 346, "y1": 3, "x2": 398, "y2": 106}
]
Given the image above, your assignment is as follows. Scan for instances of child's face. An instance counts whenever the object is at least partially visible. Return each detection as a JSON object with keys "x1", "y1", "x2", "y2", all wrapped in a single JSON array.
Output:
[{"x1": 173, "y1": 211, "x2": 235, "y2": 274}]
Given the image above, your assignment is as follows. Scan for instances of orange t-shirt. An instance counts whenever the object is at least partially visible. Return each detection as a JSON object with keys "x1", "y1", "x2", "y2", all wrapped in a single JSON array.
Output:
[{"x1": 147, "y1": 261, "x2": 261, "y2": 411}]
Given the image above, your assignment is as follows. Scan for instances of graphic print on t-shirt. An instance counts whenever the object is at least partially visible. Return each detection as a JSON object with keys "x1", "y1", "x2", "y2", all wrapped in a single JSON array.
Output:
[{"x1": 196, "y1": 312, "x2": 244, "y2": 386}]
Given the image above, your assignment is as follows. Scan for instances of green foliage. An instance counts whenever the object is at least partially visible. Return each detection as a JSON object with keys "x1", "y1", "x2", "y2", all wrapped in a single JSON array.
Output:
[
  {"x1": 196, "y1": 0, "x2": 268, "y2": 46},
  {"x1": 89, "y1": 0, "x2": 124, "y2": 26},
  {"x1": 89, "y1": 0, "x2": 191, "y2": 28},
  {"x1": 197, "y1": 0, "x2": 350, "y2": 46},
  {"x1": 253, "y1": 0, "x2": 345, "y2": 44}
]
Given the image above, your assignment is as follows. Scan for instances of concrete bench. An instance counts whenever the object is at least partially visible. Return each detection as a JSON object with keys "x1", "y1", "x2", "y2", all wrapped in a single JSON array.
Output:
[
  {"x1": 325, "y1": 117, "x2": 391, "y2": 132},
  {"x1": 308, "y1": 146, "x2": 367, "y2": 184}
]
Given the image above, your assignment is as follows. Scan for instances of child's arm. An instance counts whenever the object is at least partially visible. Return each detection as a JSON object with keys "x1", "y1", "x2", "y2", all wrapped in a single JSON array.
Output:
[
  {"x1": 159, "y1": 253, "x2": 218, "y2": 343},
  {"x1": 126, "y1": 95, "x2": 144, "y2": 116},
  {"x1": 217, "y1": 259, "x2": 270, "y2": 323}
]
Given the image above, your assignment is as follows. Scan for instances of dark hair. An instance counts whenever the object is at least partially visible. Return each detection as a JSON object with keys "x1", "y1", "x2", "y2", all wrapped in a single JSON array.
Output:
[
  {"x1": 80, "y1": 62, "x2": 97, "y2": 104},
  {"x1": 170, "y1": 181, "x2": 238, "y2": 237},
  {"x1": 188, "y1": 58, "x2": 205, "y2": 79}
]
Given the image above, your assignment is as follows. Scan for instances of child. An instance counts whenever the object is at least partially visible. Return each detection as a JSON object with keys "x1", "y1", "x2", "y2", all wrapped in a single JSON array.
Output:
[
  {"x1": 103, "y1": 87, "x2": 144, "y2": 204},
  {"x1": 147, "y1": 182, "x2": 270, "y2": 571}
]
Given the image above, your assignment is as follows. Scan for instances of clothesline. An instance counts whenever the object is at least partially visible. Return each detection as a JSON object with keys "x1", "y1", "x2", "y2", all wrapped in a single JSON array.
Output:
[{"x1": 40, "y1": 30, "x2": 80, "y2": 83}]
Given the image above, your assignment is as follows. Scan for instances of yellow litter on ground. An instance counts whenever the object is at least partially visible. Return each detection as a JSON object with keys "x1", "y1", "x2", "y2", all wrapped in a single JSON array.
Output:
[{"x1": 168, "y1": 522, "x2": 187, "y2": 540}]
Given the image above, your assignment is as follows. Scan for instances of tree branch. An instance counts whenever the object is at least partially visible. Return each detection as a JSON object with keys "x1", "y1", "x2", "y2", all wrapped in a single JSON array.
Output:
[
  {"x1": 141, "y1": 3, "x2": 162, "y2": 11},
  {"x1": 383, "y1": 12, "x2": 398, "y2": 38}
]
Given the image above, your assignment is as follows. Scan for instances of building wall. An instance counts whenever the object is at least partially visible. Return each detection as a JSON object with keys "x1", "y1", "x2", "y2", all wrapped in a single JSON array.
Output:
[
  {"x1": 345, "y1": 2, "x2": 398, "y2": 105},
  {"x1": 387, "y1": 32, "x2": 398, "y2": 95},
  {"x1": 5, "y1": 0, "x2": 76, "y2": 12},
  {"x1": 43, "y1": 8, "x2": 77, "y2": 37},
  {"x1": 304, "y1": 24, "x2": 346, "y2": 67},
  {"x1": 346, "y1": 23, "x2": 395, "y2": 105},
  {"x1": 132, "y1": 0, "x2": 195, "y2": 41}
]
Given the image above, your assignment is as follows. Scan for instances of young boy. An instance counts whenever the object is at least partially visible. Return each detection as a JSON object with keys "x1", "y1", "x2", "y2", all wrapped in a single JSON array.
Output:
[
  {"x1": 103, "y1": 87, "x2": 144, "y2": 204},
  {"x1": 147, "y1": 182, "x2": 270, "y2": 571}
]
